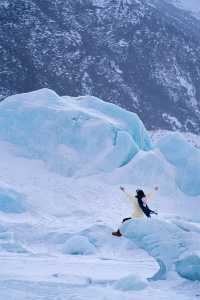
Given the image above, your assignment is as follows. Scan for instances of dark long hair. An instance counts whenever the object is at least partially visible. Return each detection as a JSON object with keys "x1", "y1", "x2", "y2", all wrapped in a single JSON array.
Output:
[{"x1": 135, "y1": 189, "x2": 146, "y2": 200}]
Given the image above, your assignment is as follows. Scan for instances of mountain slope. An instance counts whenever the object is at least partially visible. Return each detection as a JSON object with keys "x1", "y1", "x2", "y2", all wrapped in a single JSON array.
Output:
[
  {"x1": 166, "y1": 0, "x2": 200, "y2": 19},
  {"x1": 0, "y1": 0, "x2": 200, "y2": 133}
]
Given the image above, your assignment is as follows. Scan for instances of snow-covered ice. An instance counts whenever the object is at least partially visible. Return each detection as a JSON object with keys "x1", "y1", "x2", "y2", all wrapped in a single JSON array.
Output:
[
  {"x1": 157, "y1": 132, "x2": 200, "y2": 196},
  {"x1": 0, "y1": 88, "x2": 199, "y2": 299},
  {"x1": 0, "y1": 187, "x2": 27, "y2": 213},
  {"x1": 113, "y1": 274, "x2": 148, "y2": 291},
  {"x1": 0, "y1": 88, "x2": 152, "y2": 176},
  {"x1": 121, "y1": 218, "x2": 200, "y2": 275},
  {"x1": 175, "y1": 255, "x2": 200, "y2": 281},
  {"x1": 62, "y1": 235, "x2": 96, "y2": 255}
]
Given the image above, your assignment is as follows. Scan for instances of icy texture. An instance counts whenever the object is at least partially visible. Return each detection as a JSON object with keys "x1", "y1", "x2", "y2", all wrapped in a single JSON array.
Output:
[
  {"x1": 80, "y1": 224, "x2": 114, "y2": 247},
  {"x1": 121, "y1": 218, "x2": 200, "y2": 278},
  {"x1": 0, "y1": 188, "x2": 26, "y2": 213},
  {"x1": 0, "y1": 242, "x2": 27, "y2": 253},
  {"x1": 175, "y1": 255, "x2": 200, "y2": 281},
  {"x1": 121, "y1": 219, "x2": 185, "y2": 271},
  {"x1": 80, "y1": 224, "x2": 139, "y2": 257},
  {"x1": 62, "y1": 235, "x2": 96, "y2": 255},
  {"x1": 108, "y1": 149, "x2": 176, "y2": 192},
  {"x1": 113, "y1": 274, "x2": 148, "y2": 291},
  {"x1": 0, "y1": 226, "x2": 27, "y2": 254},
  {"x1": 158, "y1": 133, "x2": 200, "y2": 196},
  {"x1": 0, "y1": 89, "x2": 152, "y2": 176},
  {"x1": 0, "y1": 89, "x2": 200, "y2": 297}
]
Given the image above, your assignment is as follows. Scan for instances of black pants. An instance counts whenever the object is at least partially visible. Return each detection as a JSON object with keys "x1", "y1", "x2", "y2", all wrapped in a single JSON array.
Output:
[{"x1": 122, "y1": 217, "x2": 132, "y2": 223}]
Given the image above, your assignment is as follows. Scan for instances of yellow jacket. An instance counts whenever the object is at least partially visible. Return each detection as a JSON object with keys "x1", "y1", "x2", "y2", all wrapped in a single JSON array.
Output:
[{"x1": 123, "y1": 190, "x2": 155, "y2": 218}]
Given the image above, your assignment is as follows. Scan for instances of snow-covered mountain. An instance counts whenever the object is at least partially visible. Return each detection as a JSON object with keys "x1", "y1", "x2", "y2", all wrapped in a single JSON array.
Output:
[
  {"x1": 166, "y1": 0, "x2": 200, "y2": 19},
  {"x1": 1, "y1": 0, "x2": 200, "y2": 133},
  {"x1": 0, "y1": 89, "x2": 200, "y2": 299}
]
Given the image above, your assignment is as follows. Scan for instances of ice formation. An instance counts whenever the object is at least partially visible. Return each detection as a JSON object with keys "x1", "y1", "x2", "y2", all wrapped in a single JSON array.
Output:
[
  {"x1": 0, "y1": 89, "x2": 200, "y2": 299},
  {"x1": 175, "y1": 254, "x2": 200, "y2": 281},
  {"x1": 0, "y1": 88, "x2": 152, "y2": 177},
  {"x1": 121, "y1": 218, "x2": 200, "y2": 279},
  {"x1": 0, "y1": 188, "x2": 26, "y2": 213},
  {"x1": 63, "y1": 235, "x2": 96, "y2": 255},
  {"x1": 158, "y1": 133, "x2": 200, "y2": 196},
  {"x1": 113, "y1": 274, "x2": 148, "y2": 291}
]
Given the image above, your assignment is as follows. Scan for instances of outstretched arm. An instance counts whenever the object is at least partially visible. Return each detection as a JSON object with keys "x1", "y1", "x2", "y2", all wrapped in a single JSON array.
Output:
[
  {"x1": 146, "y1": 186, "x2": 159, "y2": 202},
  {"x1": 120, "y1": 186, "x2": 135, "y2": 204}
]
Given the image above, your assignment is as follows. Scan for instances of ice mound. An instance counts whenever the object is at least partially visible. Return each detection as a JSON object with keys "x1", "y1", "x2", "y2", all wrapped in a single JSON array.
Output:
[
  {"x1": 108, "y1": 149, "x2": 176, "y2": 192},
  {"x1": 121, "y1": 219, "x2": 185, "y2": 270},
  {"x1": 0, "y1": 226, "x2": 27, "y2": 254},
  {"x1": 80, "y1": 225, "x2": 113, "y2": 247},
  {"x1": 80, "y1": 224, "x2": 137, "y2": 255},
  {"x1": 0, "y1": 242, "x2": 27, "y2": 253},
  {"x1": 0, "y1": 89, "x2": 152, "y2": 176},
  {"x1": 120, "y1": 218, "x2": 200, "y2": 277},
  {"x1": 113, "y1": 274, "x2": 148, "y2": 291},
  {"x1": 0, "y1": 188, "x2": 26, "y2": 214},
  {"x1": 62, "y1": 235, "x2": 96, "y2": 255},
  {"x1": 157, "y1": 133, "x2": 200, "y2": 196},
  {"x1": 175, "y1": 254, "x2": 200, "y2": 281}
]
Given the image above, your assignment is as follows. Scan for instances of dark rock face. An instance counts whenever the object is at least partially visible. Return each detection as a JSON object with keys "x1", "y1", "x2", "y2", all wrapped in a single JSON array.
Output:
[{"x1": 0, "y1": 0, "x2": 200, "y2": 133}]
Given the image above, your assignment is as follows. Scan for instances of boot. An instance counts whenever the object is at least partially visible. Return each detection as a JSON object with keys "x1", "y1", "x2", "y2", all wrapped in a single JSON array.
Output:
[{"x1": 112, "y1": 229, "x2": 122, "y2": 237}]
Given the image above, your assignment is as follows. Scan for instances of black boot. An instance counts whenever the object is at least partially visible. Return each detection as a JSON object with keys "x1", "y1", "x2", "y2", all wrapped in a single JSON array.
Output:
[{"x1": 112, "y1": 229, "x2": 122, "y2": 237}]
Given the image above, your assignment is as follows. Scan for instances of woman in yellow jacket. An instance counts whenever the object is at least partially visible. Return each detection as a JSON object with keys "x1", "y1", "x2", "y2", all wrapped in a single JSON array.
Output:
[{"x1": 112, "y1": 186, "x2": 159, "y2": 237}]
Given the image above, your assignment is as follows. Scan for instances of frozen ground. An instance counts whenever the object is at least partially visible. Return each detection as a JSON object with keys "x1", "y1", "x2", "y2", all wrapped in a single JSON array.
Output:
[{"x1": 0, "y1": 89, "x2": 199, "y2": 299}]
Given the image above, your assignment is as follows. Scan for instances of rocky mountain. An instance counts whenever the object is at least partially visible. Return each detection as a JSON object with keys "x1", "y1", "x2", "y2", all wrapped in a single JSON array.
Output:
[{"x1": 0, "y1": 0, "x2": 200, "y2": 133}]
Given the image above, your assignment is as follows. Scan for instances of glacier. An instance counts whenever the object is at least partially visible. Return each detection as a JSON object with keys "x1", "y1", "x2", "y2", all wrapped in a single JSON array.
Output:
[
  {"x1": 0, "y1": 88, "x2": 152, "y2": 177},
  {"x1": 158, "y1": 132, "x2": 200, "y2": 196},
  {"x1": 0, "y1": 88, "x2": 199, "y2": 299}
]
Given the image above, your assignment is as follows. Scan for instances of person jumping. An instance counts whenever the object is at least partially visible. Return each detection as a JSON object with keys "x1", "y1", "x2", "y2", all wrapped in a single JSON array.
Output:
[{"x1": 112, "y1": 186, "x2": 159, "y2": 237}]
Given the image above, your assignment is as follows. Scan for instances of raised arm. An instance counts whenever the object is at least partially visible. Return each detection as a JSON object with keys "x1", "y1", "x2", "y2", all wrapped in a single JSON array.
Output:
[
  {"x1": 146, "y1": 186, "x2": 159, "y2": 202},
  {"x1": 120, "y1": 186, "x2": 135, "y2": 204}
]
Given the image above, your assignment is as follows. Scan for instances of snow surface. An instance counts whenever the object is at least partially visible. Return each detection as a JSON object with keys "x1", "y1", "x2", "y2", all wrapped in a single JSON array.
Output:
[{"x1": 0, "y1": 89, "x2": 199, "y2": 299}]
